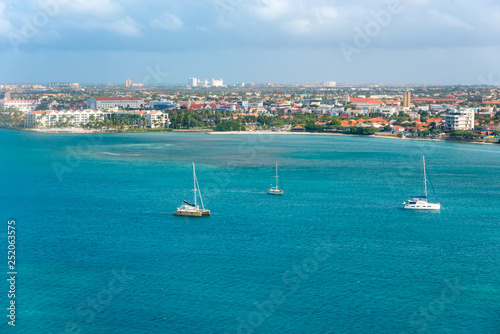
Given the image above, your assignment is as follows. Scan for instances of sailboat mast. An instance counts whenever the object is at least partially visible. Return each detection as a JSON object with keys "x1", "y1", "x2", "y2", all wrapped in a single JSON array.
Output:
[
  {"x1": 423, "y1": 156, "x2": 428, "y2": 198},
  {"x1": 275, "y1": 162, "x2": 279, "y2": 188},
  {"x1": 193, "y1": 163, "x2": 197, "y2": 207}
]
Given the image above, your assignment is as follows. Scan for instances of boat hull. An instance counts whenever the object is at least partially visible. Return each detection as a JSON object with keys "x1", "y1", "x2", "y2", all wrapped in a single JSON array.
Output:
[
  {"x1": 403, "y1": 203, "x2": 441, "y2": 210},
  {"x1": 267, "y1": 189, "x2": 283, "y2": 195},
  {"x1": 174, "y1": 210, "x2": 203, "y2": 217}
]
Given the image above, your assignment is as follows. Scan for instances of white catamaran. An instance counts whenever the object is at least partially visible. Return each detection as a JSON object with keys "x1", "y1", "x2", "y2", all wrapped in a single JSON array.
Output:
[
  {"x1": 403, "y1": 156, "x2": 441, "y2": 210},
  {"x1": 267, "y1": 162, "x2": 284, "y2": 195},
  {"x1": 174, "y1": 163, "x2": 210, "y2": 217}
]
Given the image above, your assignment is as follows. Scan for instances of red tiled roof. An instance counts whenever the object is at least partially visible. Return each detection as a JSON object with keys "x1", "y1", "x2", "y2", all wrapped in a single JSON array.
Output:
[
  {"x1": 350, "y1": 98, "x2": 384, "y2": 104},
  {"x1": 92, "y1": 97, "x2": 142, "y2": 101}
]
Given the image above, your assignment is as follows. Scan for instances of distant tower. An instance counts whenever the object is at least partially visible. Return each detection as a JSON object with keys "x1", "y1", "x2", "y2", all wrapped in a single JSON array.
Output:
[
  {"x1": 125, "y1": 79, "x2": 132, "y2": 87},
  {"x1": 345, "y1": 93, "x2": 350, "y2": 103},
  {"x1": 187, "y1": 98, "x2": 191, "y2": 110},
  {"x1": 403, "y1": 91, "x2": 411, "y2": 108},
  {"x1": 188, "y1": 77, "x2": 198, "y2": 87}
]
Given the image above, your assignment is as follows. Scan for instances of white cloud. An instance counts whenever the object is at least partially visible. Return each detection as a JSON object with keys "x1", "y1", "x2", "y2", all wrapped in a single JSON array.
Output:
[
  {"x1": 0, "y1": 1, "x2": 14, "y2": 36},
  {"x1": 78, "y1": 17, "x2": 141, "y2": 36},
  {"x1": 286, "y1": 19, "x2": 312, "y2": 35},
  {"x1": 63, "y1": 0, "x2": 122, "y2": 17},
  {"x1": 150, "y1": 12, "x2": 184, "y2": 31},
  {"x1": 428, "y1": 9, "x2": 475, "y2": 30},
  {"x1": 250, "y1": 0, "x2": 294, "y2": 21}
]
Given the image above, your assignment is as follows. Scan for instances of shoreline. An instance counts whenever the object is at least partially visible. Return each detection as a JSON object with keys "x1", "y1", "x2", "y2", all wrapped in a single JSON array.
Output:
[{"x1": 4, "y1": 127, "x2": 498, "y2": 145}]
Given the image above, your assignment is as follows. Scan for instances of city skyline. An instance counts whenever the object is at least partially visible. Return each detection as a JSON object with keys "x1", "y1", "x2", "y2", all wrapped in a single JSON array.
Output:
[{"x1": 1, "y1": 0, "x2": 500, "y2": 85}]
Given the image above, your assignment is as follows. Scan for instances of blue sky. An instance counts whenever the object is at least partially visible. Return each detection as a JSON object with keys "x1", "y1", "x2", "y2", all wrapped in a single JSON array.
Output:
[{"x1": 1, "y1": 0, "x2": 499, "y2": 85}]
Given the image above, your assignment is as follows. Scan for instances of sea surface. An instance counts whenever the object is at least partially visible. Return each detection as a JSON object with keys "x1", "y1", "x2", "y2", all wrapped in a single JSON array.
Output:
[{"x1": 0, "y1": 129, "x2": 499, "y2": 334}]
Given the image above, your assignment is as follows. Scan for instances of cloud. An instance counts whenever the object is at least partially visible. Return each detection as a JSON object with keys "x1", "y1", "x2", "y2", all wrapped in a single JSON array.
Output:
[
  {"x1": 150, "y1": 12, "x2": 184, "y2": 31},
  {"x1": 79, "y1": 17, "x2": 141, "y2": 37},
  {"x1": 63, "y1": 0, "x2": 122, "y2": 17},
  {"x1": 0, "y1": 1, "x2": 13, "y2": 36},
  {"x1": 428, "y1": 9, "x2": 475, "y2": 30}
]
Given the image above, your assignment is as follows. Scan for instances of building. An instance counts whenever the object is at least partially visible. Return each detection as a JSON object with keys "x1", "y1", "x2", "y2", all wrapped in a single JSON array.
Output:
[
  {"x1": 349, "y1": 97, "x2": 385, "y2": 108},
  {"x1": 211, "y1": 78, "x2": 224, "y2": 87},
  {"x1": 125, "y1": 79, "x2": 132, "y2": 87},
  {"x1": 403, "y1": 92, "x2": 411, "y2": 108},
  {"x1": 0, "y1": 98, "x2": 40, "y2": 112},
  {"x1": 25, "y1": 110, "x2": 105, "y2": 128},
  {"x1": 87, "y1": 97, "x2": 144, "y2": 110},
  {"x1": 48, "y1": 82, "x2": 79, "y2": 87},
  {"x1": 149, "y1": 99, "x2": 178, "y2": 110},
  {"x1": 188, "y1": 77, "x2": 198, "y2": 87},
  {"x1": 25, "y1": 109, "x2": 169, "y2": 129},
  {"x1": 131, "y1": 83, "x2": 143, "y2": 87},
  {"x1": 443, "y1": 109, "x2": 475, "y2": 131}
]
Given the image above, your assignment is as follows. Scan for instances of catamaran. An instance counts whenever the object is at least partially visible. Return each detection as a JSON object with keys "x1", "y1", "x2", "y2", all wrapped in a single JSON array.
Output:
[
  {"x1": 403, "y1": 156, "x2": 440, "y2": 210},
  {"x1": 174, "y1": 163, "x2": 210, "y2": 217},
  {"x1": 267, "y1": 162, "x2": 284, "y2": 195}
]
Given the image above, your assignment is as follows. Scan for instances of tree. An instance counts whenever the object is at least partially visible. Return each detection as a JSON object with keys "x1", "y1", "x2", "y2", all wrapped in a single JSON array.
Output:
[{"x1": 214, "y1": 120, "x2": 245, "y2": 132}]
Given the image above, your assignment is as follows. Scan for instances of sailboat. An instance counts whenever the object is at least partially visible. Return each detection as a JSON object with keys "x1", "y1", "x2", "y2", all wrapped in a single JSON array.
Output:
[
  {"x1": 174, "y1": 163, "x2": 210, "y2": 217},
  {"x1": 267, "y1": 162, "x2": 284, "y2": 195},
  {"x1": 402, "y1": 156, "x2": 440, "y2": 210}
]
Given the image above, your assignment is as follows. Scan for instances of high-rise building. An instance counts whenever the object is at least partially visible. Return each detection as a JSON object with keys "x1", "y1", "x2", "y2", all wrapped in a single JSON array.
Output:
[
  {"x1": 211, "y1": 78, "x2": 224, "y2": 87},
  {"x1": 188, "y1": 77, "x2": 198, "y2": 87},
  {"x1": 125, "y1": 79, "x2": 132, "y2": 87},
  {"x1": 403, "y1": 91, "x2": 411, "y2": 108}
]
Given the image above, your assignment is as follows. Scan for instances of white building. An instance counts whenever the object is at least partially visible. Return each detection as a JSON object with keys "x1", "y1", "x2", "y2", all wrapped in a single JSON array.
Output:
[
  {"x1": 25, "y1": 110, "x2": 105, "y2": 128},
  {"x1": 443, "y1": 109, "x2": 475, "y2": 131},
  {"x1": 373, "y1": 107, "x2": 399, "y2": 117},
  {"x1": 25, "y1": 109, "x2": 169, "y2": 128},
  {"x1": 87, "y1": 97, "x2": 144, "y2": 110},
  {"x1": 0, "y1": 99, "x2": 40, "y2": 112},
  {"x1": 188, "y1": 77, "x2": 198, "y2": 87},
  {"x1": 211, "y1": 78, "x2": 224, "y2": 87}
]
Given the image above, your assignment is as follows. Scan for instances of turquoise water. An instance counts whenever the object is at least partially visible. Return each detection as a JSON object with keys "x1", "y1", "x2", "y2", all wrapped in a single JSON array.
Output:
[{"x1": 0, "y1": 129, "x2": 499, "y2": 333}]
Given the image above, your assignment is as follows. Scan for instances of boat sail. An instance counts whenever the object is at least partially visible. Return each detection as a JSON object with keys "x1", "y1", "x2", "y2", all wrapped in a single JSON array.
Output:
[
  {"x1": 174, "y1": 163, "x2": 211, "y2": 216},
  {"x1": 267, "y1": 162, "x2": 284, "y2": 195},
  {"x1": 403, "y1": 156, "x2": 440, "y2": 210}
]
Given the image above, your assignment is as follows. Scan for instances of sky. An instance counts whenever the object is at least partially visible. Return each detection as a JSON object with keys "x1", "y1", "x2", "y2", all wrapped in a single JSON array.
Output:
[{"x1": 0, "y1": 0, "x2": 500, "y2": 85}]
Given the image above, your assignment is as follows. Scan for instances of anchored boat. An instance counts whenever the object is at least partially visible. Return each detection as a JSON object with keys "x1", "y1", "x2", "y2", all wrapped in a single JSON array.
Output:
[
  {"x1": 267, "y1": 162, "x2": 284, "y2": 195},
  {"x1": 403, "y1": 156, "x2": 441, "y2": 210},
  {"x1": 174, "y1": 163, "x2": 210, "y2": 217}
]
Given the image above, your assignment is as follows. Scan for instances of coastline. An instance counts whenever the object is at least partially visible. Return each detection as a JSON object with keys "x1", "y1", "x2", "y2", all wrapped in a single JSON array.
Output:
[{"x1": 5, "y1": 127, "x2": 498, "y2": 144}]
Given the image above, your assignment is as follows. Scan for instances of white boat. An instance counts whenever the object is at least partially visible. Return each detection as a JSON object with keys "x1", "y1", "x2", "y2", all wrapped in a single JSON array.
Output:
[
  {"x1": 267, "y1": 162, "x2": 284, "y2": 195},
  {"x1": 174, "y1": 163, "x2": 210, "y2": 217},
  {"x1": 403, "y1": 156, "x2": 441, "y2": 210}
]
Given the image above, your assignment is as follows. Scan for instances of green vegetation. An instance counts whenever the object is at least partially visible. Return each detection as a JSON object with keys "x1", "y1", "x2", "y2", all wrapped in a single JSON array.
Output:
[
  {"x1": 349, "y1": 127, "x2": 379, "y2": 135},
  {"x1": 449, "y1": 131, "x2": 481, "y2": 139},
  {"x1": 214, "y1": 120, "x2": 246, "y2": 132}
]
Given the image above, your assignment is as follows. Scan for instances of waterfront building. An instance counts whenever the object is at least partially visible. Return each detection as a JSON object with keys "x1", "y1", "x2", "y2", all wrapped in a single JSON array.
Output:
[
  {"x1": 25, "y1": 109, "x2": 169, "y2": 129},
  {"x1": 443, "y1": 109, "x2": 475, "y2": 131},
  {"x1": 87, "y1": 97, "x2": 144, "y2": 110}
]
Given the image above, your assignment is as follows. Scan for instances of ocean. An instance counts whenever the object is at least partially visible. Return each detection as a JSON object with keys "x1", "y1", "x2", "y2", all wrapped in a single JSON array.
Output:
[{"x1": 0, "y1": 129, "x2": 499, "y2": 333}]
